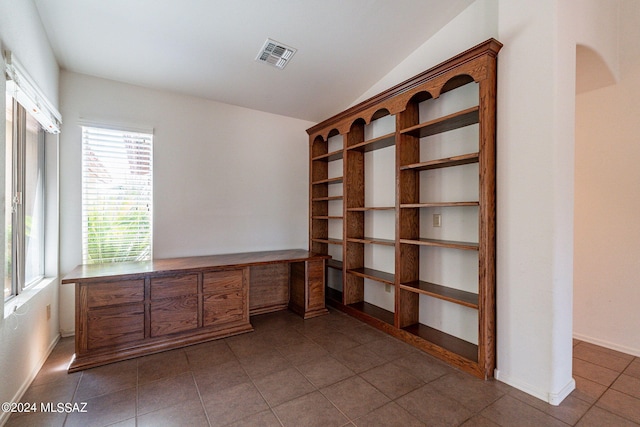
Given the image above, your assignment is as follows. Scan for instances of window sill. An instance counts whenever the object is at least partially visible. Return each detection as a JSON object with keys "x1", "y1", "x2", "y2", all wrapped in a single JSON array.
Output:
[{"x1": 4, "y1": 277, "x2": 58, "y2": 319}]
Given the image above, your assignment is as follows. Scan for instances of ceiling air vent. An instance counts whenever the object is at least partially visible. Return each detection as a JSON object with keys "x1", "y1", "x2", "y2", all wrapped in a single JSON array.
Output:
[{"x1": 255, "y1": 38, "x2": 297, "y2": 69}]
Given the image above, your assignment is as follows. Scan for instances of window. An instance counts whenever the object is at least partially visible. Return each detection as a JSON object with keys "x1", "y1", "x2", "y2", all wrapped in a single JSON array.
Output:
[
  {"x1": 4, "y1": 93, "x2": 45, "y2": 300},
  {"x1": 81, "y1": 126, "x2": 153, "y2": 264}
]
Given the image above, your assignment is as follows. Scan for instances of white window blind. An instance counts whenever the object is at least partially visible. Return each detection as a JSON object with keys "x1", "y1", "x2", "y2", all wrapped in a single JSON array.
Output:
[{"x1": 82, "y1": 126, "x2": 153, "y2": 264}]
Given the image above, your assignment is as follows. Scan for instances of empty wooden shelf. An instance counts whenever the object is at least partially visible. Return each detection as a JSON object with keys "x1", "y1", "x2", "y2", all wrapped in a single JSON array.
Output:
[{"x1": 307, "y1": 39, "x2": 501, "y2": 378}]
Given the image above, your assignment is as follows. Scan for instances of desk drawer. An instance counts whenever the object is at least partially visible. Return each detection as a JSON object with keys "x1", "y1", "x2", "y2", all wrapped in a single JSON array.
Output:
[
  {"x1": 203, "y1": 290, "x2": 246, "y2": 326},
  {"x1": 87, "y1": 304, "x2": 145, "y2": 350},
  {"x1": 203, "y1": 269, "x2": 244, "y2": 294},
  {"x1": 150, "y1": 296, "x2": 198, "y2": 337},
  {"x1": 86, "y1": 280, "x2": 144, "y2": 308},
  {"x1": 150, "y1": 274, "x2": 198, "y2": 300}
]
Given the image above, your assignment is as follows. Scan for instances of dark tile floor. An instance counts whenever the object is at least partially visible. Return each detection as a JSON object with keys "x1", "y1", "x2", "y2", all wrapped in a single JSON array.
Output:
[{"x1": 5, "y1": 308, "x2": 640, "y2": 426}]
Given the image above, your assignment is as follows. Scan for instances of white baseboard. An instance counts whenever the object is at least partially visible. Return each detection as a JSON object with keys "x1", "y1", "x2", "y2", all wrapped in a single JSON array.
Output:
[
  {"x1": 548, "y1": 378, "x2": 576, "y2": 405},
  {"x1": 495, "y1": 369, "x2": 576, "y2": 406},
  {"x1": 60, "y1": 328, "x2": 75, "y2": 338},
  {"x1": 0, "y1": 334, "x2": 60, "y2": 427},
  {"x1": 573, "y1": 333, "x2": 640, "y2": 357}
]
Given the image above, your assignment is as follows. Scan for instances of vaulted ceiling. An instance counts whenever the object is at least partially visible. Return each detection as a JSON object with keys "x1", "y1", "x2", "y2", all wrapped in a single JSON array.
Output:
[{"x1": 34, "y1": 0, "x2": 474, "y2": 122}]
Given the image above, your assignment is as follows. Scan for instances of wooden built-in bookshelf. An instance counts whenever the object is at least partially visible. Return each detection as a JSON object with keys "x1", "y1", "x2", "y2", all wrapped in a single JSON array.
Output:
[{"x1": 307, "y1": 39, "x2": 501, "y2": 379}]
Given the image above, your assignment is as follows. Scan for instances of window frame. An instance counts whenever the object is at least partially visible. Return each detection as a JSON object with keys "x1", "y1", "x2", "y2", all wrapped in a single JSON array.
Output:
[
  {"x1": 81, "y1": 125, "x2": 153, "y2": 265},
  {"x1": 4, "y1": 94, "x2": 46, "y2": 301}
]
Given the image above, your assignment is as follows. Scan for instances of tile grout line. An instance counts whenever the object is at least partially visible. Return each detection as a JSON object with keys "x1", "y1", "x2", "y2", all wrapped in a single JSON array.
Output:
[
  {"x1": 135, "y1": 360, "x2": 139, "y2": 427},
  {"x1": 570, "y1": 340, "x2": 638, "y2": 426},
  {"x1": 62, "y1": 370, "x2": 83, "y2": 427},
  {"x1": 273, "y1": 330, "x2": 356, "y2": 425},
  {"x1": 590, "y1": 366, "x2": 640, "y2": 425},
  {"x1": 237, "y1": 347, "x2": 286, "y2": 427},
  {"x1": 188, "y1": 364, "x2": 213, "y2": 427}
]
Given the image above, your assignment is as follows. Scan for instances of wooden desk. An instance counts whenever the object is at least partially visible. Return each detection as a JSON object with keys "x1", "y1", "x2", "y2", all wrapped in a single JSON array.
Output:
[{"x1": 62, "y1": 249, "x2": 329, "y2": 372}]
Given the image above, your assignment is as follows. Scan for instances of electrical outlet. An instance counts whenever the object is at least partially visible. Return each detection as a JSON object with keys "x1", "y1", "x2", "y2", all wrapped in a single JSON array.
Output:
[
  {"x1": 46, "y1": 304, "x2": 51, "y2": 320},
  {"x1": 433, "y1": 213, "x2": 442, "y2": 227},
  {"x1": 385, "y1": 284, "x2": 391, "y2": 293}
]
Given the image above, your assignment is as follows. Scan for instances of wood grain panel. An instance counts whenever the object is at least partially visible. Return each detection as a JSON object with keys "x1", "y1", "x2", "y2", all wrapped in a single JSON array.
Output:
[
  {"x1": 62, "y1": 250, "x2": 330, "y2": 284},
  {"x1": 150, "y1": 296, "x2": 198, "y2": 337},
  {"x1": 203, "y1": 291, "x2": 245, "y2": 326},
  {"x1": 306, "y1": 260, "x2": 325, "y2": 311},
  {"x1": 203, "y1": 269, "x2": 243, "y2": 294},
  {"x1": 150, "y1": 274, "x2": 198, "y2": 300},
  {"x1": 249, "y1": 263, "x2": 289, "y2": 314},
  {"x1": 86, "y1": 280, "x2": 144, "y2": 308},
  {"x1": 87, "y1": 304, "x2": 145, "y2": 350}
]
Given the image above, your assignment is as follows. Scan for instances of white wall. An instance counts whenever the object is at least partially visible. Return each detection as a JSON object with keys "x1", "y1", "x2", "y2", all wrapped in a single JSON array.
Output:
[
  {"x1": 496, "y1": 0, "x2": 578, "y2": 404},
  {"x1": 0, "y1": 0, "x2": 61, "y2": 421},
  {"x1": 574, "y1": 0, "x2": 640, "y2": 355},
  {"x1": 58, "y1": 71, "x2": 314, "y2": 334}
]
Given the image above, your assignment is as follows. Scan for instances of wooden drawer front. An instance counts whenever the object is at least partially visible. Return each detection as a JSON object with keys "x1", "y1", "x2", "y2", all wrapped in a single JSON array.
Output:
[
  {"x1": 306, "y1": 260, "x2": 325, "y2": 310},
  {"x1": 203, "y1": 291, "x2": 246, "y2": 327},
  {"x1": 86, "y1": 280, "x2": 144, "y2": 308},
  {"x1": 87, "y1": 304, "x2": 145, "y2": 350},
  {"x1": 150, "y1": 296, "x2": 198, "y2": 337},
  {"x1": 203, "y1": 269, "x2": 244, "y2": 294},
  {"x1": 150, "y1": 274, "x2": 198, "y2": 300}
]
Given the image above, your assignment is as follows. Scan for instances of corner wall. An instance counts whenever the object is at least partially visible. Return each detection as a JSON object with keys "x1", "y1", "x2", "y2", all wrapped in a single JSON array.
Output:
[{"x1": 0, "y1": 0, "x2": 61, "y2": 420}]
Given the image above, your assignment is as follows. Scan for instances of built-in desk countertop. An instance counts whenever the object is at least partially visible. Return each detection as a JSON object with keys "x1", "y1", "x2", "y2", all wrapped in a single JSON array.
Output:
[{"x1": 62, "y1": 249, "x2": 330, "y2": 371}]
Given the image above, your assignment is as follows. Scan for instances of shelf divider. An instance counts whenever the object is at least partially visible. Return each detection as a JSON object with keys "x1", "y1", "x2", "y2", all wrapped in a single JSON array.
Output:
[
  {"x1": 311, "y1": 238, "x2": 343, "y2": 245},
  {"x1": 346, "y1": 132, "x2": 395, "y2": 152},
  {"x1": 400, "y1": 280, "x2": 478, "y2": 308},
  {"x1": 400, "y1": 106, "x2": 479, "y2": 138},
  {"x1": 347, "y1": 301, "x2": 394, "y2": 326},
  {"x1": 347, "y1": 206, "x2": 395, "y2": 211},
  {"x1": 312, "y1": 195, "x2": 343, "y2": 202},
  {"x1": 312, "y1": 149, "x2": 344, "y2": 162},
  {"x1": 399, "y1": 238, "x2": 478, "y2": 251},
  {"x1": 403, "y1": 323, "x2": 478, "y2": 363},
  {"x1": 326, "y1": 259, "x2": 343, "y2": 270},
  {"x1": 347, "y1": 267, "x2": 395, "y2": 285},
  {"x1": 347, "y1": 237, "x2": 395, "y2": 247},
  {"x1": 400, "y1": 153, "x2": 479, "y2": 172},
  {"x1": 400, "y1": 201, "x2": 478, "y2": 208},
  {"x1": 311, "y1": 176, "x2": 344, "y2": 185}
]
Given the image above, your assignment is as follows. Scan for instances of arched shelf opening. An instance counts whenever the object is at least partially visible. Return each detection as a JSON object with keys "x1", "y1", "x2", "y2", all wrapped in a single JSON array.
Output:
[
  {"x1": 349, "y1": 117, "x2": 367, "y2": 131},
  {"x1": 327, "y1": 128, "x2": 341, "y2": 139},
  {"x1": 440, "y1": 74, "x2": 476, "y2": 97},
  {"x1": 369, "y1": 108, "x2": 391, "y2": 123},
  {"x1": 406, "y1": 91, "x2": 433, "y2": 109}
]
